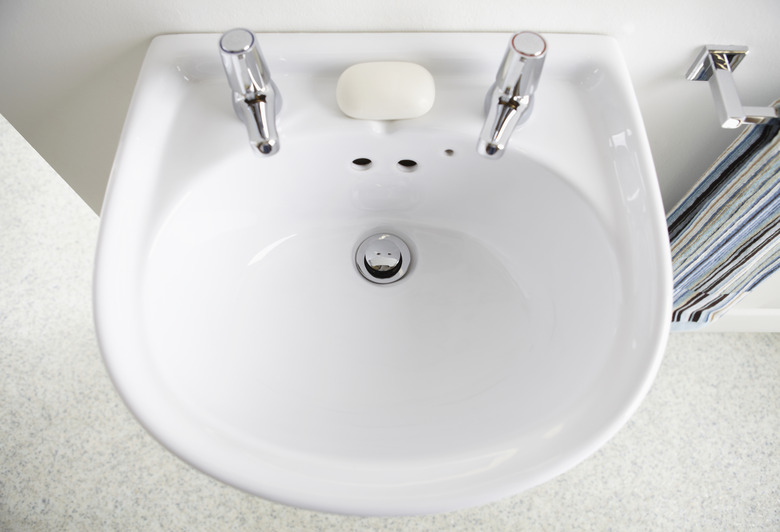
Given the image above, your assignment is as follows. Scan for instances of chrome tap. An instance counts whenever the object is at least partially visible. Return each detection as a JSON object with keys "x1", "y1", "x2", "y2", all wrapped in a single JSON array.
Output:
[
  {"x1": 219, "y1": 28, "x2": 281, "y2": 156},
  {"x1": 477, "y1": 32, "x2": 547, "y2": 158}
]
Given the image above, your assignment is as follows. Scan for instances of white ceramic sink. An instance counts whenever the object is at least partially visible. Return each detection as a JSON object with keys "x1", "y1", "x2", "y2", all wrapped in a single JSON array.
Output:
[{"x1": 95, "y1": 33, "x2": 671, "y2": 515}]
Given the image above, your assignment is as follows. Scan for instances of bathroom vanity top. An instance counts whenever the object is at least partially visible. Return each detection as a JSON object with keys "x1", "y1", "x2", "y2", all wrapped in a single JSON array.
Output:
[{"x1": 1, "y1": 113, "x2": 778, "y2": 528}]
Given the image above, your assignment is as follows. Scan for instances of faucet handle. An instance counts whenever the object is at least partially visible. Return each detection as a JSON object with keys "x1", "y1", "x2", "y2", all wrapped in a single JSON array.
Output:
[
  {"x1": 219, "y1": 28, "x2": 273, "y2": 97},
  {"x1": 494, "y1": 32, "x2": 547, "y2": 101}
]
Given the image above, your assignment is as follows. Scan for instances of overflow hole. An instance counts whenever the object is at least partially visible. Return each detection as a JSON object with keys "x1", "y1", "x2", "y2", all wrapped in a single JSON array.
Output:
[
  {"x1": 352, "y1": 158, "x2": 373, "y2": 170},
  {"x1": 397, "y1": 159, "x2": 418, "y2": 172}
]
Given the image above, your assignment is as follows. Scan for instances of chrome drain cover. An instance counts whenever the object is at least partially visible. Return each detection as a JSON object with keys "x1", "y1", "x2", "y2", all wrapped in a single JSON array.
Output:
[{"x1": 356, "y1": 233, "x2": 412, "y2": 284}]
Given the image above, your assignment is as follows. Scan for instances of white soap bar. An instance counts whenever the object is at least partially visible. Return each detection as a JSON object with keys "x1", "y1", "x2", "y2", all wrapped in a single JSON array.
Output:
[{"x1": 336, "y1": 62, "x2": 435, "y2": 120}]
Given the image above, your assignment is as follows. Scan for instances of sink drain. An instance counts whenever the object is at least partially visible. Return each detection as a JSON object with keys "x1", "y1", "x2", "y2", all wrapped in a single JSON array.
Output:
[{"x1": 356, "y1": 233, "x2": 412, "y2": 284}]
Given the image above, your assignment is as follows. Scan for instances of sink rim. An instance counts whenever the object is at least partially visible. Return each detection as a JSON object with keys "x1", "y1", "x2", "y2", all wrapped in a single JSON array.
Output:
[{"x1": 94, "y1": 32, "x2": 672, "y2": 516}]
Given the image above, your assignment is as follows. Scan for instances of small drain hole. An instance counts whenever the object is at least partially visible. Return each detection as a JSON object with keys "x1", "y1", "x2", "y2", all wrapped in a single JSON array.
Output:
[
  {"x1": 444, "y1": 149, "x2": 455, "y2": 156},
  {"x1": 397, "y1": 159, "x2": 418, "y2": 172},
  {"x1": 352, "y1": 158, "x2": 373, "y2": 170}
]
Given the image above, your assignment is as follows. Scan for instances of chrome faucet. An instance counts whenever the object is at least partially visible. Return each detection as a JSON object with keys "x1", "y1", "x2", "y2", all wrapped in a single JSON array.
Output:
[
  {"x1": 219, "y1": 28, "x2": 281, "y2": 156},
  {"x1": 477, "y1": 32, "x2": 547, "y2": 158}
]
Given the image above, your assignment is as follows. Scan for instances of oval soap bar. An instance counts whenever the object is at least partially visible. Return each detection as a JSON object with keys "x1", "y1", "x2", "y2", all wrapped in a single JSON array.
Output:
[{"x1": 336, "y1": 62, "x2": 435, "y2": 120}]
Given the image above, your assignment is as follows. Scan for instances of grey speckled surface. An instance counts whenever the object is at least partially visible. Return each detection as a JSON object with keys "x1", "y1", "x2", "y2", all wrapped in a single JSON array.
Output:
[{"x1": 1, "y1": 113, "x2": 779, "y2": 530}]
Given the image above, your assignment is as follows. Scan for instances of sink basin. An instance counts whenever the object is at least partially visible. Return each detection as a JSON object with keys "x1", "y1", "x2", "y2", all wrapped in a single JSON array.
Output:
[{"x1": 94, "y1": 33, "x2": 672, "y2": 515}]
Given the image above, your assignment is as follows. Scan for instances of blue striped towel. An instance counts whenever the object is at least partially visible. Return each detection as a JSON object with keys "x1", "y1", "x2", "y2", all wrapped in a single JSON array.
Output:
[{"x1": 667, "y1": 100, "x2": 780, "y2": 330}]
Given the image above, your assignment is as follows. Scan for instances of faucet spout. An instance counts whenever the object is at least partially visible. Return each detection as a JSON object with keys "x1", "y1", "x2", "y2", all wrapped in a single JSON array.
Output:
[
  {"x1": 478, "y1": 32, "x2": 547, "y2": 158},
  {"x1": 219, "y1": 29, "x2": 281, "y2": 156}
]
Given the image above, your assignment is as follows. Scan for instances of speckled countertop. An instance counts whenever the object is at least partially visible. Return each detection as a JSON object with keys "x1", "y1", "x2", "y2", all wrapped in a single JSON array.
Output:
[{"x1": 1, "y1": 113, "x2": 779, "y2": 530}]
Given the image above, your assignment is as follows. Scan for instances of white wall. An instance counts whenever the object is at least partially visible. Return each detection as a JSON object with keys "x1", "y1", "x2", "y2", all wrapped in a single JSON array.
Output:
[{"x1": 2, "y1": 0, "x2": 780, "y2": 319}]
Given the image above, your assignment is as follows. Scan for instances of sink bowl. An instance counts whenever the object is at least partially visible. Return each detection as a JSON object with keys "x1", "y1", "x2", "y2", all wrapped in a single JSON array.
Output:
[{"x1": 95, "y1": 33, "x2": 671, "y2": 515}]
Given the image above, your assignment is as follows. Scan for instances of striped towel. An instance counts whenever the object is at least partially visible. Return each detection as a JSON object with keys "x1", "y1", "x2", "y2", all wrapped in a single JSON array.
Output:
[{"x1": 667, "y1": 100, "x2": 780, "y2": 330}]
